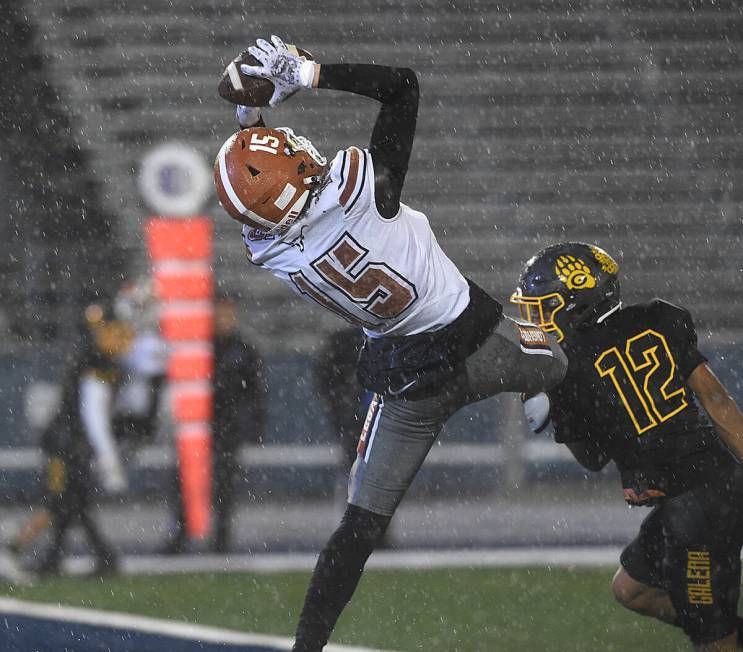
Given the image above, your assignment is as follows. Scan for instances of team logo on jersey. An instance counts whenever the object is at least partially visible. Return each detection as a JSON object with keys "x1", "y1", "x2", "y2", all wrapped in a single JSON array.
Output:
[
  {"x1": 284, "y1": 225, "x2": 308, "y2": 252},
  {"x1": 555, "y1": 255, "x2": 596, "y2": 290},
  {"x1": 246, "y1": 228, "x2": 277, "y2": 242},
  {"x1": 515, "y1": 322, "x2": 553, "y2": 356}
]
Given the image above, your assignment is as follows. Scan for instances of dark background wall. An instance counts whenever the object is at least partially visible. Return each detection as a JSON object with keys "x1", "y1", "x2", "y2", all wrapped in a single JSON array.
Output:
[
  {"x1": 0, "y1": 1, "x2": 741, "y2": 488},
  {"x1": 9, "y1": 0, "x2": 743, "y2": 353}
]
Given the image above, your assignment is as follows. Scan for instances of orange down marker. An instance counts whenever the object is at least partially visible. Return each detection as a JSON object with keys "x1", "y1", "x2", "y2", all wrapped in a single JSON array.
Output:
[{"x1": 147, "y1": 217, "x2": 214, "y2": 539}]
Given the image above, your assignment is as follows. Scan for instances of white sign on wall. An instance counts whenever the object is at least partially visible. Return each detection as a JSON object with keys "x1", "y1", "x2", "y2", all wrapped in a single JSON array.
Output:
[{"x1": 138, "y1": 142, "x2": 211, "y2": 216}]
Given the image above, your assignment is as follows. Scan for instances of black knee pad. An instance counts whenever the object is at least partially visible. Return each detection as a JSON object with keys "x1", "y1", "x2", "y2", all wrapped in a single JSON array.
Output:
[{"x1": 331, "y1": 504, "x2": 390, "y2": 557}]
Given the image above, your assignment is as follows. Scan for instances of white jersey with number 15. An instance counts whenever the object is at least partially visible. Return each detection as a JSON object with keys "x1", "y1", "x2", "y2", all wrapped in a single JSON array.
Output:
[{"x1": 242, "y1": 146, "x2": 470, "y2": 337}]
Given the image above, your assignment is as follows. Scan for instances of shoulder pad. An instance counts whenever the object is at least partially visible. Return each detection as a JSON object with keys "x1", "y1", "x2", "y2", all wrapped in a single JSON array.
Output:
[{"x1": 329, "y1": 147, "x2": 373, "y2": 217}]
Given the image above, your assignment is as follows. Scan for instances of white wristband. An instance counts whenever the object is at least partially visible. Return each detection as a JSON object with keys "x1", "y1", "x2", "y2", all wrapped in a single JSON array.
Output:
[{"x1": 299, "y1": 59, "x2": 317, "y2": 88}]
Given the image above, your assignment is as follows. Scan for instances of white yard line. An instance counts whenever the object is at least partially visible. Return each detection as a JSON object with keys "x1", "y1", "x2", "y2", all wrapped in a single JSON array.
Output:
[
  {"x1": 0, "y1": 549, "x2": 625, "y2": 652},
  {"x1": 0, "y1": 597, "x2": 394, "y2": 652},
  {"x1": 59, "y1": 546, "x2": 624, "y2": 577},
  {"x1": 0, "y1": 440, "x2": 574, "y2": 470}
]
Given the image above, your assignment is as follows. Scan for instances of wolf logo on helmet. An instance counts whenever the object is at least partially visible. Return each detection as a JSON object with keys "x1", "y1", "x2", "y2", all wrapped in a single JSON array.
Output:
[{"x1": 510, "y1": 242, "x2": 621, "y2": 343}]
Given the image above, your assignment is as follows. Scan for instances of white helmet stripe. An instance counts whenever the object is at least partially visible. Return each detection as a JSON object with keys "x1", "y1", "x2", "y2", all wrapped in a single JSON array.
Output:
[
  {"x1": 274, "y1": 189, "x2": 309, "y2": 231},
  {"x1": 274, "y1": 183, "x2": 296, "y2": 210},
  {"x1": 217, "y1": 136, "x2": 276, "y2": 232}
]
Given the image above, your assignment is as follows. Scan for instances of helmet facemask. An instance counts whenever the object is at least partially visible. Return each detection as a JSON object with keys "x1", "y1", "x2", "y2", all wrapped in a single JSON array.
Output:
[
  {"x1": 510, "y1": 289, "x2": 567, "y2": 342},
  {"x1": 276, "y1": 127, "x2": 326, "y2": 170}
]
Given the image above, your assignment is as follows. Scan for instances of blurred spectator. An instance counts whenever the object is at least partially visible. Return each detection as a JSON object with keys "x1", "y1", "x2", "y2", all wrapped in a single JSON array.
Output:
[
  {"x1": 314, "y1": 327, "x2": 367, "y2": 485},
  {"x1": 113, "y1": 278, "x2": 168, "y2": 447},
  {"x1": 313, "y1": 327, "x2": 390, "y2": 547},
  {"x1": 161, "y1": 292, "x2": 265, "y2": 554},
  {"x1": 13, "y1": 303, "x2": 132, "y2": 575}
]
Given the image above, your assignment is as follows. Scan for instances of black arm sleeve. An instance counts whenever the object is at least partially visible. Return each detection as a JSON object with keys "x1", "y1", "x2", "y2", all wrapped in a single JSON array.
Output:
[
  {"x1": 549, "y1": 385, "x2": 587, "y2": 444},
  {"x1": 318, "y1": 64, "x2": 419, "y2": 218}
]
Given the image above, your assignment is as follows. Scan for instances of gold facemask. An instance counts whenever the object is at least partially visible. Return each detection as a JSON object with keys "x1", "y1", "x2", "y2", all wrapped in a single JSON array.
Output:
[{"x1": 509, "y1": 290, "x2": 567, "y2": 342}]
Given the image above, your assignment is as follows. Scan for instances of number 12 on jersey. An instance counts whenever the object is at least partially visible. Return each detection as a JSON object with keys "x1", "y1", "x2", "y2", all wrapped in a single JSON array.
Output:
[{"x1": 594, "y1": 329, "x2": 688, "y2": 435}]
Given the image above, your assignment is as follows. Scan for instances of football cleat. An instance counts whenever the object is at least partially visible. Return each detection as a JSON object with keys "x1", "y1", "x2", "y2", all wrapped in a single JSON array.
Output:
[
  {"x1": 214, "y1": 127, "x2": 327, "y2": 234},
  {"x1": 511, "y1": 242, "x2": 621, "y2": 343}
]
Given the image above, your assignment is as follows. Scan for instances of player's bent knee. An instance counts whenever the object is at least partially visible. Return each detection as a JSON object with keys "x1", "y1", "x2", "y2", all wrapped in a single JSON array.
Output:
[
  {"x1": 340, "y1": 503, "x2": 391, "y2": 549},
  {"x1": 611, "y1": 568, "x2": 638, "y2": 608},
  {"x1": 694, "y1": 631, "x2": 738, "y2": 652},
  {"x1": 684, "y1": 621, "x2": 738, "y2": 650},
  {"x1": 611, "y1": 567, "x2": 659, "y2": 613}
]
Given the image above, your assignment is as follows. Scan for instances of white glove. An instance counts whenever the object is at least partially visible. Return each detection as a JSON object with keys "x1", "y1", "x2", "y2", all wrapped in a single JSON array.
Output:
[
  {"x1": 236, "y1": 105, "x2": 262, "y2": 128},
  {"x1": 240, "y1": 35, "x2": 315, "y2": 107},
  {"x1": 523, "y1": 392, "x2": 552, "y2": 434}
]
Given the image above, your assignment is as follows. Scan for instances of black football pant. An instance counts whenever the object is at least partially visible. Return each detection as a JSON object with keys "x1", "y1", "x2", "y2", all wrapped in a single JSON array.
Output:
[
  {"x1": 212, "y1": 439, "x2": 241, "y2": 552},
  {"x1": 621, "y1": 461, "x2": 743, "y2": 646},
  {"x1": 44, "y1": 456, "x2": 116, "y2": 570}
]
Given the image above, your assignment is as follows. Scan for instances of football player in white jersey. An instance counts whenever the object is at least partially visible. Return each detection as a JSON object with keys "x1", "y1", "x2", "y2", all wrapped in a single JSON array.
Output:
[{"x1": 214, "y1": 36, "x2": 568, "y2": 652}]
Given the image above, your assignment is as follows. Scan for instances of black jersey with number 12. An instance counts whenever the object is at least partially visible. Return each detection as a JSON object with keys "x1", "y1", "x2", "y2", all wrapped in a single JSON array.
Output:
[{"x1": 549, "y1": 299, "x2": 733, "y2": 498}]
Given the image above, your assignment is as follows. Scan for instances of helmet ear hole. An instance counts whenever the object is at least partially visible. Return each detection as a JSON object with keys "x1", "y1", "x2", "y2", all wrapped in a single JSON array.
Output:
[{"x1": 247, "y1": 165, "x2": 260, "y2": 177}]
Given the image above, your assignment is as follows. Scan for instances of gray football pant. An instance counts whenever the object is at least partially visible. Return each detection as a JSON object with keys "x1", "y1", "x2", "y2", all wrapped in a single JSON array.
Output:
[{"x1": 348, "y1": 315, "x2": 567, "y2": 516}]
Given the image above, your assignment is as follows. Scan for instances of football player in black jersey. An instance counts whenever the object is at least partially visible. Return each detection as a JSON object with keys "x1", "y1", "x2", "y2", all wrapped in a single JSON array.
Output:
[{"x1": 511, "y1": 242, "x2": 743, "y2": 651}]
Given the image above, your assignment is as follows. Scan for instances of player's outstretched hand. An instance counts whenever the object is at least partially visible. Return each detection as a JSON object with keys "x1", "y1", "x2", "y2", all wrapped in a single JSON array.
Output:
[{"x1": 241, "y1": 35, "x2": 315, "y2": 107}]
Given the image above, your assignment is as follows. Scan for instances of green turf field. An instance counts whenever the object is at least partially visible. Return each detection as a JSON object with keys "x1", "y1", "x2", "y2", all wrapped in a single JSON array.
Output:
[{"x1": 0, "y1": 567, "x2": 687, "y2": 651}]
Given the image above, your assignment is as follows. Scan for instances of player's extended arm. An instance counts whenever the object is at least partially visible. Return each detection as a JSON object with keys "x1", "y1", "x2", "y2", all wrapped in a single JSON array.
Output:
[
  {"x1": 316, "y1": 64, "x2": 419, "y2": 218},
  {"x1": 236, "y1": 104, "x2": 265, "y2": 129},
  {"x1": 687, "y1": 362, "x2": 743, "y2": 462},
  {"x1": 563, "y1": 439, "x2": 611, "y2": 472},
  {"x1": 524, "y1": 392, "x2": 610, "y2": 471},
  {"x1": 79, "y1": 372, "x2": 128, "y2": 493},
  {"x1": 240, "y1": 36, "x2": 419, "y2": 217}
]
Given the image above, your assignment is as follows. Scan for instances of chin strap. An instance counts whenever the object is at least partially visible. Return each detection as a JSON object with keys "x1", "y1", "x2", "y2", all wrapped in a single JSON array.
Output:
[{"x1": 596, "y1": 301, "x2": 622, "y2": 324}]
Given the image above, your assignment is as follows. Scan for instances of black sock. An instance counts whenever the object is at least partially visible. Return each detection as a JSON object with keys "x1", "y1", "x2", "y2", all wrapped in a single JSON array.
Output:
[{"x1": 293, "y1": 505, "x2": 390, "y2": 652}]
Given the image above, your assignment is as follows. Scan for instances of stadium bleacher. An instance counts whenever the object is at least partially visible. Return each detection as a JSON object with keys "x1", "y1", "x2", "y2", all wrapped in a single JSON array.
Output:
[
  {"x1": 1, "y1": 0, "x2": 741, "y2": 502},
  {"x1": 19, "y1": 0, "x2": 743, "y2": 351}
]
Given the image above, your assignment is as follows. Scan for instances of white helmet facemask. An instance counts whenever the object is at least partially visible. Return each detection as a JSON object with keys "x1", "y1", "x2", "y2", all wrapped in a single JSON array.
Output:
[{"x1": 276, "y1": 127, "x2": 327, "y2": 168}]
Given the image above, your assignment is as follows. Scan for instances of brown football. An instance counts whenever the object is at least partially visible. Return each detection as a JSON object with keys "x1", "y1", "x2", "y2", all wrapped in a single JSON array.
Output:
[{"x1": 218, "y1": 44, "x2": 314, "y2": 107}]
